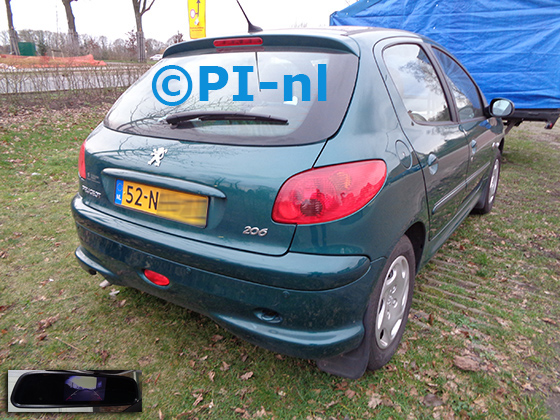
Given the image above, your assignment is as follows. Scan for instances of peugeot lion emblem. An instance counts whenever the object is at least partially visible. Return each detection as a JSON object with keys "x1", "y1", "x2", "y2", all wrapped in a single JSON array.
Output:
[{"x1": 148, "y1": 147, "x2": 168, "y2": 166}]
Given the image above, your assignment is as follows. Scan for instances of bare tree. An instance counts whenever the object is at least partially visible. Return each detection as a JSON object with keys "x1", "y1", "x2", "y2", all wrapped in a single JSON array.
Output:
[
  {"x1": 146, "y1": 37, "x2": 165, "y2": 56},
  {"x1": 166, "y1": 31, "x2": 183, "y2": 45},
  {"x1": 61, "y1": 0, "x2": 79, "y2": 55},
  {"x1": 131, "y1": 0, "x2": 155, "y2": 62},
  {"x1": 4, "y1": 0, "x2": 20, "y2": 55},
  {"x1": 125, "y1": 29, "x2": 137, "y2": 59}
]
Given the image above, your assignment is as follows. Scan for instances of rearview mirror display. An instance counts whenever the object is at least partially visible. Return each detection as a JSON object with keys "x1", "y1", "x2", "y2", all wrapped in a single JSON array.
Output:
[
  {"x1": 9, "y1": 371, "x2": 140, "y2": 411},
  {"x1": 64, "y1": 376, "x2": 106, "y2": 402}
]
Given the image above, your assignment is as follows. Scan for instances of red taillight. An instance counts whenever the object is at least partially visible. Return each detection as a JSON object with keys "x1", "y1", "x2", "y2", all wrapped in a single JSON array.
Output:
[
  {"x1": 272, "y1": 160, "x2": 387, "y2": 225},
  {"x1": 213, "y1": 37, "x2": 263, "y2": 47},
  {"x1": 144, "y1": 269, "x2": 170, "y2": 286},
  {"x1": 78, "y1": 140, "x2": 86, "y2": 179}
]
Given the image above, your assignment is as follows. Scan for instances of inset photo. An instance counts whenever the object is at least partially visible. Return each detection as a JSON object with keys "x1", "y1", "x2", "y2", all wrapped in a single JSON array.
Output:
[{"x1": 8, "y1": 370, "x2": 142, "y2": 413}]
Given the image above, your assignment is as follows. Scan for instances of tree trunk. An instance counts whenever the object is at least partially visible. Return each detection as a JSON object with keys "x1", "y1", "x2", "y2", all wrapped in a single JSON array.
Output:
[
  {"x1": 134, "y1": 10, "x2": 145, "y2": 62},
  {"x1": 132, "y1": 0, "x2": 155, "y2": 63},
  {"x1": 136, "y1": 31, "x2": 146, "y2": 62},
  {"x1": 4, "y1": 0, "x2": 20, "y2": 55},
  {"x1": 62, "y1": 0, "x2": 79, "y2": 55}
]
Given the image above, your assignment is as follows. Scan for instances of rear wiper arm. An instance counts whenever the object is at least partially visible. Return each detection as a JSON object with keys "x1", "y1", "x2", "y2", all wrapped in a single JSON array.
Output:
[{"x1": 165, "y1": 111, "x2": 288, "y2": 125}]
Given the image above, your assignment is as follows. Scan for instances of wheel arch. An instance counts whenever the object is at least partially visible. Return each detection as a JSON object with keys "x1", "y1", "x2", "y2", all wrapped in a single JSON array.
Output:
[
  {"x1": 499, "y1": 138, "x2": 505, "y2": 154},
  {"x1": 404, "y1": 222, "x2": 426, "y2": 274}
]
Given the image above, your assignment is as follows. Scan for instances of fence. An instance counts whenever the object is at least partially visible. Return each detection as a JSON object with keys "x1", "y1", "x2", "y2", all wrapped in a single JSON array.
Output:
[{"x1": 0, "y1": 63, "x2": 151, "y2": 108}]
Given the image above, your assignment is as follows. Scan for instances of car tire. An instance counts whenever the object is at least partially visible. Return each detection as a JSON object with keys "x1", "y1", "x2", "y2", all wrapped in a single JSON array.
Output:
[
  {"x1": 367, "y1": 235, "x2": 415, "y2": 371},
  {"x1": 473, "y1": 152, "x2": 501, "y2": 214}
]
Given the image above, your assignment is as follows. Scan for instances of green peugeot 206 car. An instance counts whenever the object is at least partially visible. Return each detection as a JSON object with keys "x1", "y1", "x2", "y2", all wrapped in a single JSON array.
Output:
[{"x1": 71, "y1": 27, "x2": 514, "y2": 378}]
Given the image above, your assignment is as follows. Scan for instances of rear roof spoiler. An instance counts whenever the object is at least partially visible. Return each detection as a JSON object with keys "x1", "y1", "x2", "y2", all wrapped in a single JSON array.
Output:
[{"x1": 163, "y1": 32, "x2": 360, "y2": 58}]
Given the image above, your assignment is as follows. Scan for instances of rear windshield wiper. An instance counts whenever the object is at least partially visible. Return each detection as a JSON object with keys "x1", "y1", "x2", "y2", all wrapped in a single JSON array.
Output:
[{"x1": 165, "y1": 111, "x2": 288, "y2": 126}]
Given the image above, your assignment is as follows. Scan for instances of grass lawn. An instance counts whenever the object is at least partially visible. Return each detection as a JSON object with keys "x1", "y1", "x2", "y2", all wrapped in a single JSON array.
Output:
[{"x1": 1, "y1": 102, "x2": 559, "y2": 419}]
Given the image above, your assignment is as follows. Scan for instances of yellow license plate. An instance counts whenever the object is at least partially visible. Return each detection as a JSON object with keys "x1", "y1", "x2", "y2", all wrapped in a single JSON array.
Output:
[{"x1": 115, "y1": 179, "x2": 208, "y2": 227}]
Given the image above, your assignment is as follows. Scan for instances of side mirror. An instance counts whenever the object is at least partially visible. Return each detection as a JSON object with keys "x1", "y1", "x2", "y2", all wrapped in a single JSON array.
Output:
[
  {"x1": 10, "y1": 371, "x2": 140, "y2": 410},
  {"x1": 486, "y1": 98, "x2": 515, "y2": 118}
]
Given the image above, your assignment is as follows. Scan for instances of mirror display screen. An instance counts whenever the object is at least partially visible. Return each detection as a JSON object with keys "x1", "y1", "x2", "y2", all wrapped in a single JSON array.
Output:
[
  {"x1": 63, "y1": 376, "x2": 106, "y2": 402},
  {"x1": 10, "y1": 370, "x2": 140, "y2": 410}
]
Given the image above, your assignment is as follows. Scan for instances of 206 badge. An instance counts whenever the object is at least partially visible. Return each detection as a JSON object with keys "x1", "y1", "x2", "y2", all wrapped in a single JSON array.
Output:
[{"x1": 148, "y1": 147, "x2": 168, "y2": 166}]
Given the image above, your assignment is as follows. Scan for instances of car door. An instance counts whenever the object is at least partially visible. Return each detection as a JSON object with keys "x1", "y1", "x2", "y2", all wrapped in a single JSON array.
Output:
[
  {"x1": 431, "y1": 48, "x2": 497, "y2": 201},
  {"x1": 379, "y1": 41, "x2": 470, "y2": 240}
]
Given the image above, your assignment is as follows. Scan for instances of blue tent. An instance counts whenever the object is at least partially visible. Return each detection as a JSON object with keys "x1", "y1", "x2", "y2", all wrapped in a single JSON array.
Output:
[{"x1": 331, "y1": 0, "x2": 560, "y2": 112}]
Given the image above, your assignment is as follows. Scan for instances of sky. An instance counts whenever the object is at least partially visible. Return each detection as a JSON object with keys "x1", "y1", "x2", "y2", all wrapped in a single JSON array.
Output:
[{"x1": 1, "y1": 0, "x2": 356, "y2": 43}]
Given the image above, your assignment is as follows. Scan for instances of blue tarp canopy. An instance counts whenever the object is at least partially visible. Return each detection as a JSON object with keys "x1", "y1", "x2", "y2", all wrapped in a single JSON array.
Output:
[{"x1": 331, "y1": 0, "x2": 560, "y2": 110}]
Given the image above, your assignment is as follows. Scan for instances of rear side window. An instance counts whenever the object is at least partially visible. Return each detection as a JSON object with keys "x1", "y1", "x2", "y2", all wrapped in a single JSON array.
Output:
[
  {"x1": 383, "y1": 44, "x2": 451, "y2": 123},
  {"x1": 432, "y1": 48, "x2": 484, "y2": 121},
  {"x1": 105, "y1": 50, "x2": 358, "y2": 146}
]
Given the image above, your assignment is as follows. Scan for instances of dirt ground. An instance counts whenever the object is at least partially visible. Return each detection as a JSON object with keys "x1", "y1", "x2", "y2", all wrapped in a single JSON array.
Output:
[{"x1": 515, "y1": 120, "x2": 560, "y2": 149}]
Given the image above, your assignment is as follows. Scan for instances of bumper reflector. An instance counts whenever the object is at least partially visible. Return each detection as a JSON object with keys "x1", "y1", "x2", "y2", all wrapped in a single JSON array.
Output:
[{"x1": 144, "y1": 269, "x2": 170, "y2": 286}]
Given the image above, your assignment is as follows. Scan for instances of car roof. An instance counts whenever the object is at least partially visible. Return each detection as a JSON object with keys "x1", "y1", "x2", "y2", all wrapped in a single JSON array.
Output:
[{"x1": 163, "y1": 26, "x2": 425, "y2": 59}]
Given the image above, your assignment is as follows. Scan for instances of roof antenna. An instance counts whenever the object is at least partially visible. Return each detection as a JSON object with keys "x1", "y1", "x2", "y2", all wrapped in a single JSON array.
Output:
[{"x1": 235, "y1": 0, "x2": 262, "y2": 33}]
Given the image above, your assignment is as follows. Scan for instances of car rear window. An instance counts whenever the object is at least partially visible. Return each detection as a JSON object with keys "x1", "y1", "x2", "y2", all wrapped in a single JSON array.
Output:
[{"x1": 104, "y1": 49, "x2": 359, "y2": 146}]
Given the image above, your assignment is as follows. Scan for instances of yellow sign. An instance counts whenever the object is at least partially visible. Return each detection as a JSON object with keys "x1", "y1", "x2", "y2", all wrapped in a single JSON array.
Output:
[{"x1": 188, "y1": 0, "x2": 206, "y2": 39}]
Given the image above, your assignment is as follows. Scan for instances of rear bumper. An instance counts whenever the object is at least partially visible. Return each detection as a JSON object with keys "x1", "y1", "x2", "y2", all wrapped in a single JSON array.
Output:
[{"x1": 72, "y1": 194, "x2": 385, "y2": 359}]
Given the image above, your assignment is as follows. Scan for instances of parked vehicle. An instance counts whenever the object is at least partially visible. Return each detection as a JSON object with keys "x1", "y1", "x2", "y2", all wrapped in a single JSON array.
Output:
[
  {"x1": 72, "y1": 27, "x2": 513, "y2": 378},
  {"x1": 331, "y1": 0, "x2": 560, "y2": 130}
]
